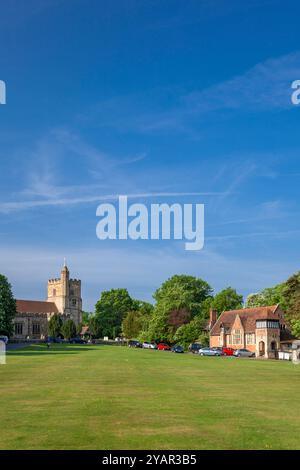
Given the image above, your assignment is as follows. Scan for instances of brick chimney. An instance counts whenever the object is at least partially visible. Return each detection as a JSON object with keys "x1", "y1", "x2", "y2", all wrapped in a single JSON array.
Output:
[{"x1": 209, "y1": 308, "x2": 217, "y2": 330}]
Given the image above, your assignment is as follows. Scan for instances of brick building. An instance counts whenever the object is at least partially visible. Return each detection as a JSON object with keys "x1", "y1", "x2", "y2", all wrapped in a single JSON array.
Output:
[{"x1": 209, "y1": 305, "x2": 293, "y2": 359}]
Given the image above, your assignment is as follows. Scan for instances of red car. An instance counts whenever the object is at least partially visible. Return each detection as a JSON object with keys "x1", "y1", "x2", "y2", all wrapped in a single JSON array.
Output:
[
  {"x1": 222, "y1": 347, "x2": 235, "y2": 356},
  {"x1": 157, "y1": 343, "x2": 171, "y2": 351}
]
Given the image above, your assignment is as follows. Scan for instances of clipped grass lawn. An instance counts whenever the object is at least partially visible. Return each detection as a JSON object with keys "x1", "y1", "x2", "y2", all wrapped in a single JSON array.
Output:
[{"x1": 1, "y1": 343, "x2": 300, "y2": 450}]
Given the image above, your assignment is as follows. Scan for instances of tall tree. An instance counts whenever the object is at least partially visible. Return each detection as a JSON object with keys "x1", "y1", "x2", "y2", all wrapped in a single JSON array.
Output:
[
  {"x1": 174, "y1": 316, "x2": 208, "y2": 349},
  {"x1": 212, "y1": 287, "x2": 243, "y2": 314},
  {"x1": 88, "y1": 316, "x2": 102, "y2": 339},
  {"x1": 61, "y1": 319, "x2": 77, "y2": 340},
  {"x1": 0, "y1": 274, "x2": 16, "y2": 337},
  {"x1": 146, "y1": 275, "x2": 213, "y2": 342},
  {"x1": 245, "y1": 285, "x2": 285, "y2": 309},
  {"x1": 153, "y1": 275, "x2": 213, "y2": 317},
  {"x1": 95, "y1": 288, "x2": 133, "y2": 338},
  {"x1": 281, "y1": 272, "x2": 300, "y2": 321},
  {"x1": 122, "y1": 311, "x2": 143, "y2": 339},
  {"x1": 48, "y1": 314, "x2": 63, "y2": 338}
]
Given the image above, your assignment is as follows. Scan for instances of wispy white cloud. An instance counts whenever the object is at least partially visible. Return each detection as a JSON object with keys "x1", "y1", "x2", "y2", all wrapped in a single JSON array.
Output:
[
  {"x1": 0, "y1": 191, "x2": 226, "y2": 214},
  {"x1": 87, "y1": 51, "x2": 300, "y2": 135}
]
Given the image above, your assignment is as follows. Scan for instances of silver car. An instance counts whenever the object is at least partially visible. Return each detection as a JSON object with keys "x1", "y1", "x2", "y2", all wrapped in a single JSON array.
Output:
[
  {"x1": 142, "y1": 342, "x2": 157, "y2": 349},
  {"x1": 233, "y1": 348, "x2": 255, "y2": 358},
  {"x1": 198, "y1": 347, "x2": 222, "y2": 356}
]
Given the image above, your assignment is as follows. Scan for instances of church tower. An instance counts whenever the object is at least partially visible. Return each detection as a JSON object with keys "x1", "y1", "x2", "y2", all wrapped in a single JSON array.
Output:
[{"x1": 47, "y1": 261, "x2": 82, "y2": 326}]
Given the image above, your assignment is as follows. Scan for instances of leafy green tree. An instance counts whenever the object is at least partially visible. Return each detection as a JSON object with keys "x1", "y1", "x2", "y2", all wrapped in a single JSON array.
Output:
[
  {"x1": 0, "y1": 274, "x2": 16, "y2": 337},
  {"x1": 153, "y1": 275, "x2": 213, "y2": 317},
  {"x1": 290, "y1": 319, "x2": 300, "y2": 338},
  {"x1": 146, "y1": 275, "x2": 212, "y2": 342},
  {"x1": 95, "y1": 288, "x2": 133, "y2": 338},
  {"x1": 82, "y1": 311, "x2": 93, "y2": 325},
  {"x1": 174, "y1": 316, "x2": 207, "y2": 349},
  {"x1": 48, "y1": 314, "x2": 63, "y2": 338},
  {"x1": 122, "y1": 311, "x2": 143, "y2": 339},
  {"x1": 61, "y1": 319, "x2": 77, "y2": 340},
  {"x1": 245, "y1": 285, "x2": 285, "y2": 309},
  {"x1": 281, "y1": 272, "x2": 300, "y2": 321},
  {"x1": 88, "y1": 316, "x2": 102, "y2": 339},
  {"x1": 291, "y1": 319, "x2": 300, "y2": 338},
  {"x1": 212, "y1": 287, "x2": 243, "y2": 314}
]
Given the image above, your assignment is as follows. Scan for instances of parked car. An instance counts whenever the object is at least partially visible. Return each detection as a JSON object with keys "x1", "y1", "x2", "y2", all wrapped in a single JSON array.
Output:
[
  {"x1": 233, "y1": 348, "x2": 255, "y2": 358},
  {"x1": 171, "y1": 345, "x2": 184, "y2": 353},
  {"x1": 211, "y1": 347, "x2": 224, "y2": 355},
  {"x1": 157, "y1": 343, "x2": 171, "y2": 351},
  {"x1": 188, "y1": 343, "x2": 202, "y2": 354},
  {"x1": 48, "y1": 336, "x2": 64, "y2": 343},
  {"x1": 0, "y1": 335, "x2": 8, "y2": 345},
  {"x1": 142, "y1": 342, "x2": 157, "y2": 349},
  {"x1": 198, "y1": 347, "x2": 222, "y2": 356},
  {"x1": 69, "y1": 337, "x2": 86, "y2": 344},
  {"x1": 128, "y1": 340, "x2": 142, "y2": 348},
  {"x1": 222, "y1": 347, "x2": 235, "y2": 356}
]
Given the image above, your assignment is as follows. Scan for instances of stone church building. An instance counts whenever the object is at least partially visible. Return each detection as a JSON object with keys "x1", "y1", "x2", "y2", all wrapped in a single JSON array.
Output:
[{"x1": 13, "y1": 263, "x2": 82, "y2": 340}]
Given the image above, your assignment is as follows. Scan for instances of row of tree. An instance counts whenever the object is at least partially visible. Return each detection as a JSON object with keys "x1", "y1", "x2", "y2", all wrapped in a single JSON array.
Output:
[
  {"x1": 85, "y1": 275, "x2": 244, "y2": 348},
  {"x1": 1, "y1": 268, "x2": 300, "y2": 342}
]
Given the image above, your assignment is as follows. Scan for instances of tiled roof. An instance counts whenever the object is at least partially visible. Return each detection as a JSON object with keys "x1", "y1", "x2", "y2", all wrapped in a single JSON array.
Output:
[
  {"x1": 210, "y1": 305, "x2": 280, "y2": 336},
  {"x1": 16, "y1": 299, "x2": 58, "y2": 314}
]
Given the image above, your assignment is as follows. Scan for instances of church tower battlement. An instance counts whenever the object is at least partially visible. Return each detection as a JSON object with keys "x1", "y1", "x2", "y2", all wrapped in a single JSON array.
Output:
[{"x1": 47, "y1": 261, "x2": 82, "y2": 326}]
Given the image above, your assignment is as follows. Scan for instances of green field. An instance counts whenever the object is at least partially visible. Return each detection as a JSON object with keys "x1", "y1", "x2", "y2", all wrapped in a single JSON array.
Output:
[{"x1": 1, "y1": 344, "x2": 300, "y2": 450}]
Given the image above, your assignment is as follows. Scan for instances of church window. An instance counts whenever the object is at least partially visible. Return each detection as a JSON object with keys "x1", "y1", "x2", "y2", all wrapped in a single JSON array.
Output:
[
  {"x1": 32, "y1": 323, "x2": 41, "y2": 335},
  {"x1": 71, "y1": 299, "x2": 77, "y2": 306},
  {"x1": 15, "y1": 323, "x2": 23, "y2": 335},
  {"x1": 53, "y1": 288, "x2": 56, "y2": 296}
]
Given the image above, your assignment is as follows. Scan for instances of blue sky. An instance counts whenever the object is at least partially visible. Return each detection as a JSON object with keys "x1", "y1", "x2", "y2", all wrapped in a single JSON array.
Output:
[{"x1": 1, "y1": 0, "x2": 300, "y2": 310}]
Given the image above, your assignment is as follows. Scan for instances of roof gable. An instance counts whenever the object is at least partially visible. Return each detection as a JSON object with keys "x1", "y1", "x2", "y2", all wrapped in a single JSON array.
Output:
[
  {"x1": 210, "y1": 305, "x2": 281, "y2": 336},
  {"x1": 16, "y1": 299, "x2": 58, "y2": 314}
]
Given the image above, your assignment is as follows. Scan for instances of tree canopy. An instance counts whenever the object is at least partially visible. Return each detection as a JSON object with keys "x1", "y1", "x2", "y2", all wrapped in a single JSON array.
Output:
[
  {"x1": 212, "y1": 287, "x2": 243, "y2": 314},
  {"x1": 48, "y1": 314, "x2": 63, "y2": 338},
  {"x1": 61, "y1": 319, "x2": 77, "y2": 340},
  {"x1": 0, "y1": 274, "x2": 16, "y2": 337},
  {"x1": 95, "y1": 288, "x2": 134, "y2": 338}
]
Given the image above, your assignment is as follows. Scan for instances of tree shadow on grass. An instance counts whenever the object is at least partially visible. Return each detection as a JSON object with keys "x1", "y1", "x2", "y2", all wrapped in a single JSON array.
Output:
[{"x1": 7, "y1": 345, "x2": 97, "y2": 356}]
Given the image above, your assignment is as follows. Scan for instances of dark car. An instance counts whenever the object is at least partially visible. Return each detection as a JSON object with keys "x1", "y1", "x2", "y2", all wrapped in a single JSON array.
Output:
[
  {"x1": 69, "y1": 337, "x2": 86, "y2": 344},
  {"x1": 171, "y1": 345, "x2": 184, "y2": 353},
  {"x1": 128, "y1": 340, "x2": 142, "y2": 348},
  {"x1": 188, "y1": 343, "x2": 202, "y2": 354},
  {"x1": 48, "y1": 336, "x2": 64, "y2": 343}
]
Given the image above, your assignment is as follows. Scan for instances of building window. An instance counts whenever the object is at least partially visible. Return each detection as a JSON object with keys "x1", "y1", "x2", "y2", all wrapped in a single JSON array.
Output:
[
  {"x1": 256, "y1": 320, "x2": 279, "y2": 329},
  {"x1": 246, "y1": 333, "x2": 255, "y2": 345},
  {"x1": 232, "y1": 329, "x2": 241, "y2": 345},
  {"x1": 32, "y1": 323, "x2": 41, "y2": 335},
  {"x1": 15, "y1": 323, "x2": 23, "y2": 335},
  {"x1": 71, "y1": 299, "x2": 77, "y2": 306},
  {"x1": 227, "y1": 335, "x2": 232, "y2": 345},
  {"x1": 53, "y1": 288, "x2": 56, "y2": 296}
]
